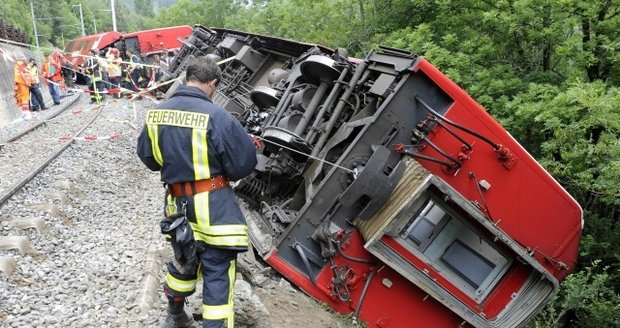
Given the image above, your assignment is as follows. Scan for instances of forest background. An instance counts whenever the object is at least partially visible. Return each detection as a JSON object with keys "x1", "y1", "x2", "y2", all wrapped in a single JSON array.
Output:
[{"x1": 2, "y1": 0, "x2": 619, "y2": 326}]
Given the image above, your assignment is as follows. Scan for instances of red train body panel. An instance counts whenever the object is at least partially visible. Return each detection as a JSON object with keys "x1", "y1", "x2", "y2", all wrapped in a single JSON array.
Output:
[
  {"x1": 120, "y1": 25, "x2": 192, "y2": 57},
  {"x1": 63, "y1": 31, "x2": 123, "y2": 67}
]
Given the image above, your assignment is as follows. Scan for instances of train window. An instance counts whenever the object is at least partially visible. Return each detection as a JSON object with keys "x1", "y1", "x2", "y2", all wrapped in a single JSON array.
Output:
[
  {"x1": 405, "y1": 199, "x2": 447, "y2": 248},
  {"x1": 401, "y1": 196, "x2": 511, "y2": 301},
  {"x1": 441, "y1": 240, "x2": 496, "y2": 289}
]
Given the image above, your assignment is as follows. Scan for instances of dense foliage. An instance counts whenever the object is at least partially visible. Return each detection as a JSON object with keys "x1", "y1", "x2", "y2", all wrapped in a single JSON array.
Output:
[{"x1": 4, "y1": 0, "x2": 618, "y2": 326}]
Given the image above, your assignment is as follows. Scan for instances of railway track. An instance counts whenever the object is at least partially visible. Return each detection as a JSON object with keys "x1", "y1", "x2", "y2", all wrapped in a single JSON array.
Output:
[
  {"x1": 0, "y1": 99, "x2": 100, "y2": 206},
  {"x1": 0, "y1": 93, "x2": 102, "y2": 273}
]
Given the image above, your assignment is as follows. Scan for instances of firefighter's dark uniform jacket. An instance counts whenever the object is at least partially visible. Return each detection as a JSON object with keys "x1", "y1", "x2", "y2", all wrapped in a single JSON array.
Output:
[{"x1": 137, "y1": 85, "x2": 257, "y2": 250}]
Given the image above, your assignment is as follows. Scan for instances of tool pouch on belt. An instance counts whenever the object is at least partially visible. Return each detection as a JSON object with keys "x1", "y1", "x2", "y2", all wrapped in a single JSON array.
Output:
[{"x1": 160, "y1": 212, "x2": 197, "y2": 274}]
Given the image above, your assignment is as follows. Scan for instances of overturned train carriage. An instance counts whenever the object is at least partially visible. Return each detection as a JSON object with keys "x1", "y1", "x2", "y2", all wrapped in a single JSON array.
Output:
[{"x1": 163, "y1": 25, "x2": 583, "y2": 328}]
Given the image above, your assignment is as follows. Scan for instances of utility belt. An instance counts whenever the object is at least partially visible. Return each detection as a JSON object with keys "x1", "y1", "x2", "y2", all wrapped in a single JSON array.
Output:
[{"x1": 167, "y1": 175, "x2": 229, "y2": 197}]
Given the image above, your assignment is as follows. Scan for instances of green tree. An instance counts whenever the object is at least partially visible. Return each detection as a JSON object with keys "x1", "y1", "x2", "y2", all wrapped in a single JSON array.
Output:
[
  {"x1": 529, "y1": 261, "x2": 620, "y2": 327},
  {"x1": 153, "y1": 0, "x2": 242, "y2": 29}
]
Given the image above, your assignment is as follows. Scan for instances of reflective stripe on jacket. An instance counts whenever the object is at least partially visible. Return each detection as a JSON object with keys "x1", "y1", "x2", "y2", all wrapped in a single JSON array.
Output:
[{"x1": 137, "y1": 85, "x2": 257, "y2": 249}]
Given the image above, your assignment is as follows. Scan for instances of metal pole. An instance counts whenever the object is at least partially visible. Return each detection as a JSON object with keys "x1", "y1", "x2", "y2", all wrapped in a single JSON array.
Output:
[
  {"x1": 110, "y1": 0, "x2": 117, "y2": 32},
  {"x1": 93, "y1": 19, "x2": 97, "y2": 34},
  {"x1": 30, "y1": 2, "x2": 40, "y2": 51},
  {"x1": 77, "y1": 4, "x2": 85, "y2": 36}
]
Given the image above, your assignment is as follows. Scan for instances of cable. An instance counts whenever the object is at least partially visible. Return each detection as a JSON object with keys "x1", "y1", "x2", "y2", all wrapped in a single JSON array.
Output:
[
  {"x1": 413, "y1": 130, "x2": 461, "y2": 168},
  {"x1": 468, "y1": 172, "x2": 493, "y2": 221},
  {"x1": 426, "y1": 116, "x2": 473, "y2": 150},
  {"x1": 394, "y1": 144, "x2": 458, "y2": 168},
  {"x1": 352, "y1": 266, "x2": 381, "y2": 321},
  {"x1": 415, "y1": 96, "x2": 501, "y2": 150},
  {"x1": 335, "y1": 241, "x2": 376, "y2": 264}
]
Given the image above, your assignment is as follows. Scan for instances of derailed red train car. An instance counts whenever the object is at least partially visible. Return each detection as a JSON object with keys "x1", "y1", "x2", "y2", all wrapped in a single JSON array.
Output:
[{"x1": 164, "y1": 25, "x2": 583, "y2": 328}]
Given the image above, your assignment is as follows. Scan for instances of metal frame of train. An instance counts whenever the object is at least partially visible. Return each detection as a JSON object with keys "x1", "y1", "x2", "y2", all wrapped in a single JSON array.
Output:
[{"x1": 162, "y1": 25, "x2": 583, "y2": 328}]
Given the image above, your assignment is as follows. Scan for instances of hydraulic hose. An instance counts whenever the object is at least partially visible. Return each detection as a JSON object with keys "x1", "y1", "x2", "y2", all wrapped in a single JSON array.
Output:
[
  {"x1": 335, "y1": 241, "x2": 376, "y2": 264},
  {"x1": 415, "y1": 96, "x2": 500, "y2": 150},
  {"x1": 294, "y1": 243, "x2": 317, "y2": 285},
  {"x1": 352, "y1": 267, "x2": 380, "y2": 321}
]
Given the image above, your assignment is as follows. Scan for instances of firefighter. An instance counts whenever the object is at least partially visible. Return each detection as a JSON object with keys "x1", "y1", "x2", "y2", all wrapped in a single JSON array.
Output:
[
  {"x1": 149, "y1": 54, "x2": 164, "y2": 86},
  {"x1": 137, "y1": 57, "x2": 257, "y2": 328},
  {"x1": 105, "y1": 48, "x2": 122, "y2": 98},
  {"x1": 41, "y1": 54, "x2": 62, "y2": 105},
  {"x1": 162, "y1": 50, "x2": 175, "y2": 68},
  {"x1": 83, "y1": 49, "x2": 104, "y2": 103}
]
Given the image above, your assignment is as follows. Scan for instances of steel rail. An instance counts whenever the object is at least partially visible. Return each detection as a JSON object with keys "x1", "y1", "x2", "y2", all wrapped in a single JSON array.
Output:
[{"x1": 0, "y1": 101, "x2": 103, "y2": 206}]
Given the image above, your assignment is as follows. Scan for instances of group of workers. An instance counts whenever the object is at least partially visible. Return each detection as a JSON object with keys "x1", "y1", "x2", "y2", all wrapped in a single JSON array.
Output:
[
  {"x1": 13, "y1": 48, "x2": 176, "y2": 115},
  {"x1": 13, "y1": 53, "x2": 64, "y2": 118},
  {"x1": 81, "y1": 48, "x2": 174, "y2": 103}
]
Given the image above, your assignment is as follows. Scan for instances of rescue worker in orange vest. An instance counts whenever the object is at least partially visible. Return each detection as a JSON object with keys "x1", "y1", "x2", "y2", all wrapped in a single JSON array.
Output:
[
  {"x1": 41, "y1": 54, "x2": 62, "y2": 105},
  {"x1": 137, "y1": 57, "x2": 257, "y2": 328},
  {"x1": 14, "y1": 56, "x2": 34, "y2": 117}
]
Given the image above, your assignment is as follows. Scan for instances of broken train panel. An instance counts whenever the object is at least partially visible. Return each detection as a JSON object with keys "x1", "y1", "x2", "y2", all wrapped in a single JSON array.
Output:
[{"x1": 165, "y1": 25, "x2": 583, "y2": 328}]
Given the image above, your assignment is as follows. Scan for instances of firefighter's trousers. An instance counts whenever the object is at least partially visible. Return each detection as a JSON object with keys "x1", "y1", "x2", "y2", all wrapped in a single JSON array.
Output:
[
  {"x1": 108, "y1": 76, "x2": 122, "y2": 98},
  {"x1": 165, "y1": 244, "x2": 238, "y2": 328},
  {"x1": 87, "y1": 72, "x2": 104, "y2": 103},
  {"x1": 15, "y1": 84, "x2": 30, "y2": 110}
]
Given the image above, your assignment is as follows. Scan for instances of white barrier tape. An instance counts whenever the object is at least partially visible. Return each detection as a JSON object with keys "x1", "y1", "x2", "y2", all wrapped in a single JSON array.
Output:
[
  {"x1": 105, "y1": 118, "x2": 140, "y2": 131},
  {"x1": 0, "y1": 47, "x2": 16, "y2": 63},
  {"x1": 128, "y1": 77, "x2": 180, "y2": 100},
  {"x1": 72, "y1": 133, "x2": 129, "y2": 141},
  {"x1": 74, "y1": 50, "x2": 235, "y2": 70}
]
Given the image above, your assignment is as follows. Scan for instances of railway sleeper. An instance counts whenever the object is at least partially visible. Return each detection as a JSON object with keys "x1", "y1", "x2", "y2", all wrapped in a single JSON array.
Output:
[
  {"x1": 6, "y1": 218, "x2": 46, "y2": 234},
  {"x1": 0, "y1": 235, "x2": 32, "y2": 256},
  {"x1": 0, "y1": 256, "x2": 17, "y2": 276}
]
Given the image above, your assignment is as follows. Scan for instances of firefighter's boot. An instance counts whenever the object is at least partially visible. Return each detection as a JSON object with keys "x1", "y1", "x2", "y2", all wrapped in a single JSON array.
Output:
[{"x1": 164, "y1": 297, "x2": 195, "y2": 328}]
